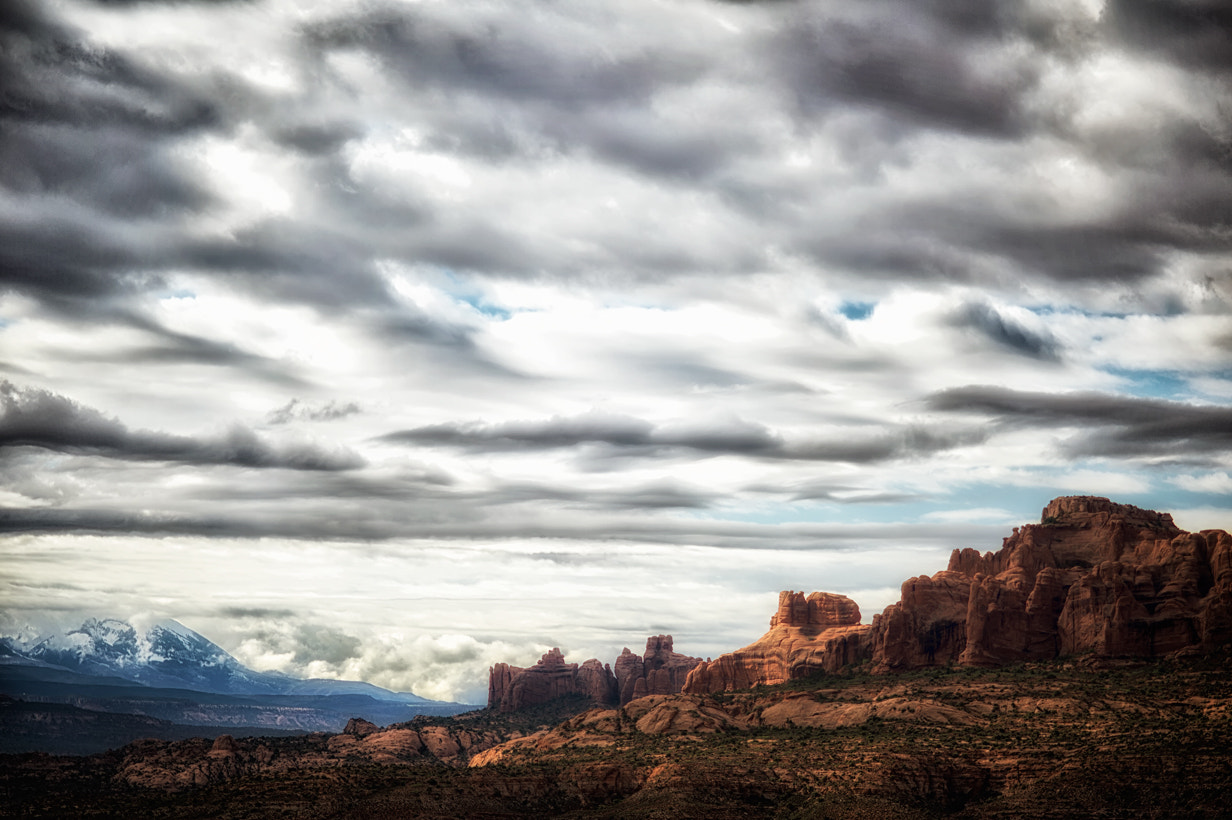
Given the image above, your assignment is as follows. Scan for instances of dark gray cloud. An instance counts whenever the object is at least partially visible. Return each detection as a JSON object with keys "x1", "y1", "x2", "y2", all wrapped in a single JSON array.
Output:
[
  {"x1": 6, "y1": 0, "x2": 1228, "y2": 312},
  {"x1": 215, "y1": 606, "x2": 296, "y2": 619},
  {"x1": 0, "y1": 381, "x2": 364, "y2": 470},
  {"x1": 380, "y1": 412, "x2": 982, "y2": 464},
  {"x1": 178, "y1": 469, "x2": 710, "y2": 514},
  {"x1": 949, "y1": 302, "x2": 1061, "y2": 360},
  {"x1": 769, "y1": 10, "x2": 1037, "y2": 138},
  {"x1": 300, "y1": 7, "x2": 701, "y2": 111},
  {"x1": 927, "y1": 385, "x2": 1232, "y2": 456},
  {"x1": 0, "y1": 127, "x2": 215, "y2": 220},
  {"x1": 0, "y1": 1, "x2": 491, "y2": 348},
  {"x1": 268, "y1": 119, "x2": 364, "y2": 155},
  {"x1": 0, "y1": 0, "x2": 381, "y2": 332},
  {"x1": 0, "y1": 0, "x2": 222, "y2": 135},
  {"x1": 290, "y1": 624, "x2": 361, "y2": 665},
  {"x1": 0, "y1": 504, "x2": 1002, "y2": 551},
  {"x1": 297, "y1": 3, "x2": 762, "y2": 192},
  {"x1": 476, "y1": 480, "x2": 716, "y2": 511},
  {"x1": 1103, "y1": 0, "x2": 1232, "y2": 74},
  {"x1": 744, "y1": 478, "x2": 924, "y2": 505}
]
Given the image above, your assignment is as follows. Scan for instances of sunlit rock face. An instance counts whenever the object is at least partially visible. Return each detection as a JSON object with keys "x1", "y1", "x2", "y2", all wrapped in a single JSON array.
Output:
[
  {"x1": 685, "y1": 497, "x2": 1232, "y2": 693},
  {"x1": 684, "y1": 592, "x2": 871, "y2": 694}
]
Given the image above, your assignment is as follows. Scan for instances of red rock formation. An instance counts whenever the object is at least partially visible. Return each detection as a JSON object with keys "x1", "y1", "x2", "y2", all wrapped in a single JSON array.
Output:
[
  {"x1": 488, "y1": 649, "x2": 618, "y2": 712},
  {"x1": 685, "y1": 497, "x2": 1232, "y2": 693},
  {"x1": 871, "y1": 572, "x2": 971, "y2": 671},
  {"x1": 488, "y1": 637, "x2": 698, "y2": 713},
  {"x1": 613, "y1": 636, "x2": 702, "y2": 705},
  {"x1": 771, "y1": 590, "x2": 861, "y2": 628},
  {"x1": 684, "y1": 592, "x2": 871, "y2": 693},
  {"x1": 578, "y1": 658, "x2": 620, "y2": 705},
  {"x1": 487, "y1": 662, "x2": 522, "y2": 711},
  {"x1": 343, "y1": 718, "x2": 379, "y2": 737},
  {"x1": 875, "y1": 497, "x2": 1231, "y2": 669}
]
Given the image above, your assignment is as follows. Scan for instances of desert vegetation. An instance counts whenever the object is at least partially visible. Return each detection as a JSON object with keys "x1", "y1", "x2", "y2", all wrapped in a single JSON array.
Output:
[{"x1": 3, "y1": 653, "x2": 1230, "y2": 818}]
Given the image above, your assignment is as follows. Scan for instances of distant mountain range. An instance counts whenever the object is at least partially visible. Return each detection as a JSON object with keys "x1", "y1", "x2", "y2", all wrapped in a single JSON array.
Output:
[
  {"x1": 4, "y1": 617, "x2": 431, "y2": 701},
  {"x1": 0, "y1": 618, "x2": 477, "y2": 753}
]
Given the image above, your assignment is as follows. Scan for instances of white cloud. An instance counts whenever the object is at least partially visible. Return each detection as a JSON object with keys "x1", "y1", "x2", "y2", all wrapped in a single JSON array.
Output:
[{"x1": 1170, "y1": 473, "x2": 1232, "y2": 495}]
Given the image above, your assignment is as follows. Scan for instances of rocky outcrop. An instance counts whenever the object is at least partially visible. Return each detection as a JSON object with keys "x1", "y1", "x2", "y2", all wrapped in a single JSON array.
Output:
[
  {"x1": 343, "y1": 717, "x2": 379, "y2": 737},
  {"x1": 488, "y1": 637, "x2": 700, "y2": 713},
  {"x1": 686, "y1": 497, "x2": 1232, "y2": 693},
  {"x1": 113, "y1": 719, "x2": 508, "y2": 790},
  {"x1": 946, "y1": 496, "x2": 1230, "y2": 667},
  {"x1": 870, "y1": 571, "x2": 972, "y2": 671},
  {"x1": 684, "y1": 592, "x2": 870, "y2": 693},
  {"x1": 488, "y1": 648, "x2": 618, "y2": 713},
  {"x1": 613, "y1": 635, "x2": 702, "y2": 705}
]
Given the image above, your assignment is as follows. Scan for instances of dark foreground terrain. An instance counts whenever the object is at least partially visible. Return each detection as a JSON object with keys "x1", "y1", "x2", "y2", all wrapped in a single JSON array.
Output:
[{"x1": 2, "y1": 653, "x2": 1230, "y2": 818}]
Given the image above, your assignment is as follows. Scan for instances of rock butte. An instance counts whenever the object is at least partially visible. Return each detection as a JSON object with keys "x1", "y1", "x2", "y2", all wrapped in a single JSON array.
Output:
[
  {"x1": 684, "y1": 496, "x2": 1232, "y2": 694},
  {"x1": 488, "y1": 635, "x2": 702, "y2": 712}
]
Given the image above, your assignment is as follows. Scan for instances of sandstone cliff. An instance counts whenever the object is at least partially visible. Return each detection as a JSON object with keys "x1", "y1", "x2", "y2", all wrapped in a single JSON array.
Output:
[
  {"x1": 613, "y1": 635, "x2": 703, "y2": 705},
  {"x1": 488, "y1": 648, "x2": 618, "y2": 713},
  {"x1": 684, "y1": 591, "x2": 869, "y2": 693},
  {"x1": 488, "y1": 636, "x2": 701, "y2": 712},
  {"x1": 685, "y1": 496, "x2": 1232, "y2": 693}
]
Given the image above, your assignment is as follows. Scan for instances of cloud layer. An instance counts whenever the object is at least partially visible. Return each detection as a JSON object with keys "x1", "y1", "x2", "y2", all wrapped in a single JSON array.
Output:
[{"x1": 1, "y1": 0, "x2": 1229, "y2": 701}]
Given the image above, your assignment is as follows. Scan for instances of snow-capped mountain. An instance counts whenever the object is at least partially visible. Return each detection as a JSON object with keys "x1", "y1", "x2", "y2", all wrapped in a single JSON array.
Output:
[
  {"x1": 18, "y1": 617, "x2": 285, "y2": 694},
  {"x1": 9, "y1": 618, "x2": 427, "y2": 703}
]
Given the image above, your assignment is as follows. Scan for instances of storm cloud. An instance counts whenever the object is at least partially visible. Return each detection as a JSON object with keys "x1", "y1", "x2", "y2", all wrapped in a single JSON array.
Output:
[
  {"x1": 927, "y1": 385, "x2": 1232, "y2": 457},
  {"x1": 0, "y1": 381, "x2": 363, "y2": 470},
  {"x1": 381, "y1": 412, "x2": 983, "y2": 464}
]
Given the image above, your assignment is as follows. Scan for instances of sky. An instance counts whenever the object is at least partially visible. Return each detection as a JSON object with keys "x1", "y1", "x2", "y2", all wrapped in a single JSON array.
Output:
[{"x1": 1, "y1": 0, "x2": 1230, "y2": 704}]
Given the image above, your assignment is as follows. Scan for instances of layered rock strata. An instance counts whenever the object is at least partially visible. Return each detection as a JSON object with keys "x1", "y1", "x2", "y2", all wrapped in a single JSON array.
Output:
[{"x1": 685, "y1": 497, "x2": 1232, "y2": 693}]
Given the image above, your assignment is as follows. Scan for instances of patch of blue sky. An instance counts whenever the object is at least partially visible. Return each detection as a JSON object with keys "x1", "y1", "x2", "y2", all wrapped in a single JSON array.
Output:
[
  {"x1": 436, "y1": 269, "x2": 512, "y2": 320},
  {"x1": 689, "y1": 495, "x2": 946, "y2": 528},
  {"x1": 690, "y1": 472, "x2": 1221, "y2": 536},
  {"x1": 929, "y1": 478, "x2": 1229, "y2": 529},
  {"x1": 1026, "y1": 304, "x2": 1130, "y2": 320},
  {"x1": 838, "y1": 301, "x2": 875, "y2": 321},
  {"x1": 455, "y1": 292, "x2": 512, "y2": 320},
  {"x1": 1103, "y1": 366, "x2": 1198, "y2": 401},
  {"x1": 155, "y1": 287, "x2": 197, "y2": 300}
]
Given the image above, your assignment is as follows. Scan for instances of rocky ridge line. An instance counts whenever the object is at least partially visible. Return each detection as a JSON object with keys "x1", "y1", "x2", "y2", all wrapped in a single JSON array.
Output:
[{"x1": 684, "y1": 496, "x2": 1232, "y2": 693}]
